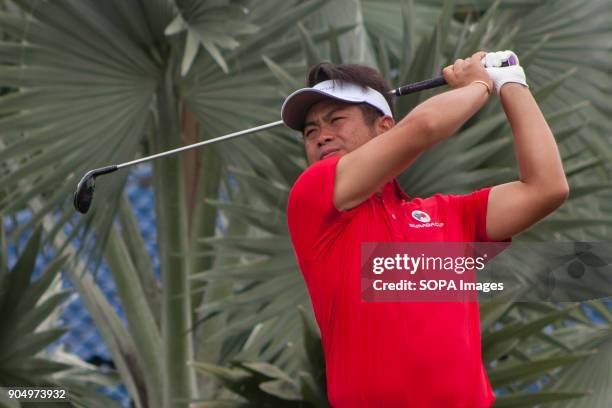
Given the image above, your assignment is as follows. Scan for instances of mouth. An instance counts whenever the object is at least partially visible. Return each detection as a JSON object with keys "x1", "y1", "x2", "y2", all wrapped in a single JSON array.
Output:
[{"x1": 319, "y1": 148, "x2": 340, "y2": 160}]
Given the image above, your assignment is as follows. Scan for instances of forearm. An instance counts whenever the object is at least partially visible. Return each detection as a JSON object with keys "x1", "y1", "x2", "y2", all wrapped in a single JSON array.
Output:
[
  {"x1": 401, "y1": 82, "x2": 490, "y2": 147},
  {"x1": 500, "y1": 84, "x2": 569, "y2": 192}
]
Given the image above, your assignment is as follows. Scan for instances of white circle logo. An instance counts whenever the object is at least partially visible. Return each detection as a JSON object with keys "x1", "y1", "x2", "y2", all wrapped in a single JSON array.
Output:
[{"x1": 411, "y1": 210, "x2": 431, "y2": 223}]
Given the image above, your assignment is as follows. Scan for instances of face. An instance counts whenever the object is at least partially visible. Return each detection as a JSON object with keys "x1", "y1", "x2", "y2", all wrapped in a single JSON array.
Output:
[{"x1": 302, "y1": 99, "x2": 389, "y2": 165}]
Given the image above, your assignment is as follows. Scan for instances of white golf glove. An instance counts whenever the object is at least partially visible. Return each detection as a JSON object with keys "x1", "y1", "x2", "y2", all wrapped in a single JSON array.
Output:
[{"x1": 482, "y1": 50, "x2": 529, "y2": 95}]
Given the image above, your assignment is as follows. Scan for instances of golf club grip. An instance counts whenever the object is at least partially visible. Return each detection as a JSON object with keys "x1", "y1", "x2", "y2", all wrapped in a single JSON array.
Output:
[
  {"x1": 391, "y1": 60, "x2": 512, "y2": 96},
  {"x1": 392, "y1": 77, "x2": 447, "y2": 96}
]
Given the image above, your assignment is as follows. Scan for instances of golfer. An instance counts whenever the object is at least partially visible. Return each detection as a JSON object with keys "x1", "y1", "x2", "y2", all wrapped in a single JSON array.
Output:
[{"x1": 281, "y1": 51, "x2": 569, "y2": 407}]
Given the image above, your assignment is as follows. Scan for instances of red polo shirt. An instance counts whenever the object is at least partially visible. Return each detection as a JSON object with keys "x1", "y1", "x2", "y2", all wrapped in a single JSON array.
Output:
[{"x1": 287, "y1": 155, "x2": 511, "y2": 408}]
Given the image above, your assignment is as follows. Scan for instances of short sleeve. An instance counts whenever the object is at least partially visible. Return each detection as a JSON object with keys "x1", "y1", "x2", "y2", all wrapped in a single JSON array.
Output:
[
  {"x1": 287, "y1": 156, "x2": 357, "y2": 261},
  {"x1": 461, "y1": 186, "x2": 512, "y2": 243}
]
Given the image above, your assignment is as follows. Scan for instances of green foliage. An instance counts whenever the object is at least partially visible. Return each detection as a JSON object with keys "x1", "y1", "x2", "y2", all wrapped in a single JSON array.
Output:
[
  {"x1": 191, "y1": 306, "x2": 328, "y2": 407},
  {"x1": 1, "y1": 0, "x2": 611, "y2": 407},
  {"x1": 0, "y1": 225, "x2": 121, "y2": 407},
  {"x1": 0, "y1": 227, "x2": 68, "y2": 386}
]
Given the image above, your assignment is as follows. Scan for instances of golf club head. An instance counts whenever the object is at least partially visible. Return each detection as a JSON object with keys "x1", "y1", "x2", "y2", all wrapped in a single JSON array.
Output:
[{"x1": 73, "y1": 165, "x2": 118, "y2": 214}]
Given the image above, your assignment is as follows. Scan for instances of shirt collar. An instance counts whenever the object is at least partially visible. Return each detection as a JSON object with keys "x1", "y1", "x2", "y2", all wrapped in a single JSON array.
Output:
[
  {"x1": 377, "y1": 179, "x2": 410, "y2": 202},
  {"x1": 392, "y1": 179, "x2": 410, "y2": 201}
]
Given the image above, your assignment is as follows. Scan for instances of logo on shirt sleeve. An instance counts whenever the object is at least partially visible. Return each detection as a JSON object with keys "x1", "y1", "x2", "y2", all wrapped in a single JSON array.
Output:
[{"x1": 409, "y1": 210, "x2": 444, "y2": 228}]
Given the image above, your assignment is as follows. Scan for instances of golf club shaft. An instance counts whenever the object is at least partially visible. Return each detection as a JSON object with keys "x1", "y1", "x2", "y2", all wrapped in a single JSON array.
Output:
[{"x1": 116, "y1": 120, "x2": 285, "y2": 170}]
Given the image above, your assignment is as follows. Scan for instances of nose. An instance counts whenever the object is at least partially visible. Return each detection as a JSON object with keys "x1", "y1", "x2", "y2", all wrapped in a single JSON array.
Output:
[{"x1": 316, "y1": 127, "x2": 335, "y2": 146}]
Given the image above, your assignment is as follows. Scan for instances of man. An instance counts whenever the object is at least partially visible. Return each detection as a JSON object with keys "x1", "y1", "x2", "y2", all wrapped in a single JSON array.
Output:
[{"x1": 281, "y1": 51, "x2": 569, "y2": 407}]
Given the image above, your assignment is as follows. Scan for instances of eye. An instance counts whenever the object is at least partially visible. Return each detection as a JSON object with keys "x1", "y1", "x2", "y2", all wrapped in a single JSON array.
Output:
[
  {"x1": 303, "y1": 128, "x2": 316, "y2": 139},
  {"x1": 331, "y1": 116, "x2": 345, "y2": 123}
]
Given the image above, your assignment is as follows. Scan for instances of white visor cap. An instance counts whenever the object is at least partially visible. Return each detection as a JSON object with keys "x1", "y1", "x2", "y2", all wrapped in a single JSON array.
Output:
[{"x1": 281, "y1": 80, "x2": 393, "y2": 131}]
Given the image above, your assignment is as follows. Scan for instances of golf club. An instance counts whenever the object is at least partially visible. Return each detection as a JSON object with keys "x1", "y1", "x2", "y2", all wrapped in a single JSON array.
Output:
[
  {"x1": 73, "y1": 120, "x2": 283, "y2": 213},
  {"x1": 389, "y1": 56, "x2": 516, "y2": 96},
  {"x1": 73, "y1": 54, "x2": 518, "y2": 214}
]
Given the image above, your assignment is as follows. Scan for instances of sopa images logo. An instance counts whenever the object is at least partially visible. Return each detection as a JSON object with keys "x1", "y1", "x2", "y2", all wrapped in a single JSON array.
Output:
[{"x1": 411, "y1": 210, "x2": 431, "y2": 223}]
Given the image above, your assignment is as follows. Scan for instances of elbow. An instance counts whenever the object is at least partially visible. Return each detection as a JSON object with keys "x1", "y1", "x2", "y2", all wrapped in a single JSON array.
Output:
[
  {"x1": 561, "y1": 183, "x2": 570, "y2": 201},
  {"x1": 557, "y1": 179, "x2": 570, "y2": 202},
  {"x1": 548, "y1": 182, "x2": 570, "y2": 208}
]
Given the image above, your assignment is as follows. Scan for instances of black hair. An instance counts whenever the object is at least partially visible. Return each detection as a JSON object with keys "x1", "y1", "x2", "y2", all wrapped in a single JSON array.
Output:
[{"x1": 306, "y1": 62, "x2": 394, "y2": 127}]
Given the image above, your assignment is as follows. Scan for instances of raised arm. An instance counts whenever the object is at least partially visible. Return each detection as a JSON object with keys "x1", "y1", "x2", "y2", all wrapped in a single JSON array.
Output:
[
  {"x1": 335, "y1": 51, "x2": 492, "y2": 210},
  {"x1": 485, "y1": 82, "x2": 570, "y2": 241}
]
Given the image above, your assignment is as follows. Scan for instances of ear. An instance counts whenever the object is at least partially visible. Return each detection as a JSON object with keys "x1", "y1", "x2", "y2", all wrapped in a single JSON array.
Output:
[{"x1": 377, "y1": 115, "x2": 395, "y2": 133}]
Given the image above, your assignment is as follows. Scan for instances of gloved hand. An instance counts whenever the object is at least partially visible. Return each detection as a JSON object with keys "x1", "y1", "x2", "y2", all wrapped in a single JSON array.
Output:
[{"x1": 482, "y1": 50, "x2": 529, "y2": 95}]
